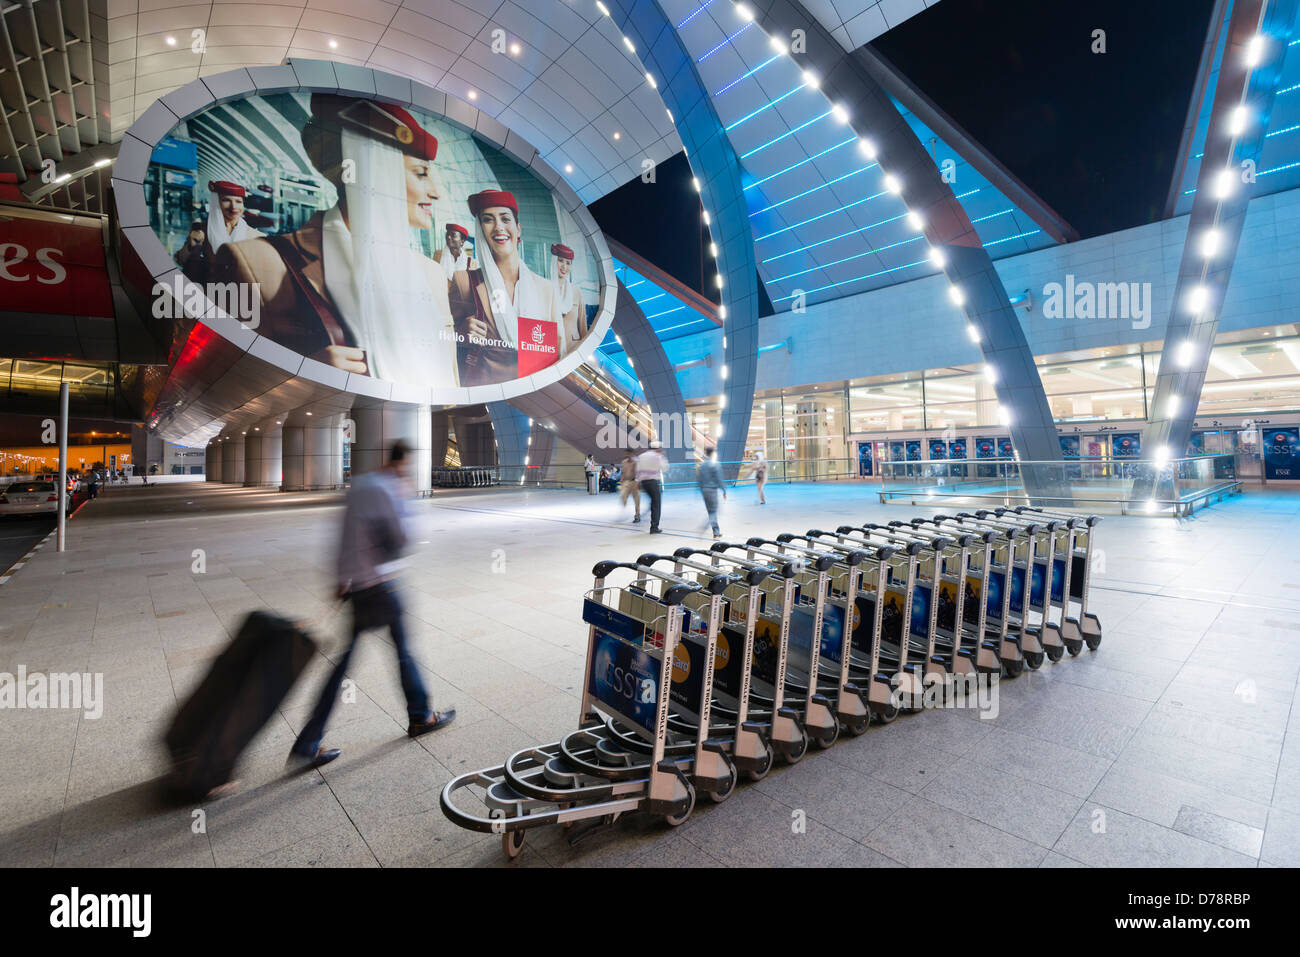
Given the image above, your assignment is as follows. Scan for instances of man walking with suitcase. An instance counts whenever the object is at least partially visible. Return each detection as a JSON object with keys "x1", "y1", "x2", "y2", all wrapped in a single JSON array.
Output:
[{"x1": 289, "y1": 440, "x2": 454, "y2": 769}]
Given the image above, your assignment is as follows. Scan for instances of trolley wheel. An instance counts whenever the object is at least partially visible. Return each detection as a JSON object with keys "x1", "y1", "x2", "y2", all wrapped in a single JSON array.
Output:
[
  {"x1": 1022, "y1": 650, "x2": 1044, "y2": 671},
  {"x1": 845, "y1": 714, "x2": 871, "y2": 736},
  {"x1": 784, "y1": 730, "x2": 810, "y2": 764},
  {"x1": 1003, "y1": 656, "x2": 1025, "y2": 678},
  {"x1": 1065, "y1": 639, "x2": 1083, "y2": 657},
  {"x1": 708, "y1": 763, "x2": 739, "y2": 804},
  {"x1": 664, "y1": 781, "x2": 696, "y2": 827},
  {"x1": 1085, "y1": 633, "x2": 1102, "y2": 651},
  {"x1": 814, "y1": 722, "x2": 840, "y2": 750},
  {"x1": 874, "y1": 701, "x2": 900, "y2": 724},
  {"x1": 745, "y1": 748, "x2": 775, "y2": 782},
  {"x1": 502, "y1": 829, "x2": 525, "y2": 860},
  {"x1": 1045, "y1": 643, "x2": 1065, "y2": 662}
]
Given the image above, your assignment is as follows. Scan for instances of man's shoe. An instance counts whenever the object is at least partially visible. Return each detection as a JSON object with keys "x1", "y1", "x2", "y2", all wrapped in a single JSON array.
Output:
[
  {"x1": 649, "y1": 528, "x2": 663, "y2": 534},
  {"x1": 408, "y1": 709, "x2": 456, "y2": 738},
  {"x1": 632, "y1": 516, "x2": 641, "y2": 523},
  {"x1": 287, "y1": 747, "x2": 341, "y2": 772}
]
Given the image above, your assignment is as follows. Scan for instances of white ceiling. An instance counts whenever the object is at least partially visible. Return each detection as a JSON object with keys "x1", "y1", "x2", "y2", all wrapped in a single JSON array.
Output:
[{"x1": 86, "y1": 0, "x2": 681, "y2": 202}]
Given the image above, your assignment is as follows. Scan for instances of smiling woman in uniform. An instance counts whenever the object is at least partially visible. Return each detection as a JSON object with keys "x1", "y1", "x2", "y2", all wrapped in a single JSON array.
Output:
[
  {"x1": 212, "y1": 94, "x2": 458, "y2": 387},
  {"x1": 449, "y1": 189, "x2": 565, "y2": 387}
]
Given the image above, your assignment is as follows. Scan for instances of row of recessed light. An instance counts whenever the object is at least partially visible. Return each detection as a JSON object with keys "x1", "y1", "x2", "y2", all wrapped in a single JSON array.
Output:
[{"x1": 1153, "y1": 31, "x2": 1275, "y2": 460}]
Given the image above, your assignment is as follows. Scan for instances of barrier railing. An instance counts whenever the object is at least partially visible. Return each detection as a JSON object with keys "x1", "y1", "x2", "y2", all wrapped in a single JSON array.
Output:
[
  {"x1": 517, "y1": 458, "x2": 862, "y2": 490},
  {"x1": 877, "y1": 455, "x2": 1241, "y2": 516}
]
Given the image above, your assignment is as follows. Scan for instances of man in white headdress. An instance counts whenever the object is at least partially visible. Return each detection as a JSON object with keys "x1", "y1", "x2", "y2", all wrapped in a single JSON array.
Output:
[
  {"x1": 550, "y1": 242, "x2": 586, "y2": 351},
  {"x1": 449, "y1": 189, "x2": 565, "y2": 386},
  {"x1": 212, "y1": 95, "x2": 459, "y2": 388},
  {"x1": 175, "y1": 179, "x2": 262, "y2": 284},
  {"x1": 434, "y1": 223, "x2": 472, "y2": 281}
]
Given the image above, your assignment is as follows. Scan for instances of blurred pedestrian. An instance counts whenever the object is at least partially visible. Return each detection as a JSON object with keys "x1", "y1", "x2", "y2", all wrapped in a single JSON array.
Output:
[
  {"x1": 619, "y1": 450, "x2": 642, "y2": 523},
  {"x1": 750, "y1": 449, "x2": 768, "y2": 504},
  {"x1": 697, "y1": 446, "x2": 726, "y2": 538},
  {"x1": 636, "y1": 441, "x2": 670, "y2": 534},
  {"x1": 288, "y1": 440, "x2": 455, "y2": 770},
  {"x1": 87, "y1": 471, "x2": 99, "y2": 500}
]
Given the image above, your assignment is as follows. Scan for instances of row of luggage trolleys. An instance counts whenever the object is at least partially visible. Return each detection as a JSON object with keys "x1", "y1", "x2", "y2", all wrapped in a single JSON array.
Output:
[
  {"x1": 440, "y1": 505, "x2": 1103, "y2": 859},
  {"x1": 431, "y1": 467, "x2": 498, "y2": 488}
]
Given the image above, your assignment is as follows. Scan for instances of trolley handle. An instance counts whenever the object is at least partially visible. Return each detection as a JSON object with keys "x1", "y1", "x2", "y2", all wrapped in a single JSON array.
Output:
[
  {"x1": 804, "y1": 529, "x2": 897, "y2": 562},
  {"x1": 960, "y1": 512, "x2": 1040, "y2": 535},
  {"x1": 871, "y1": 521, "x2": 955, "y2": 551},
  {"x1": 774, "y1": 532, "x2": 869, "y2": 566},
  {"x1": 590, "y1": 560, "x2": 703, "y2": 605},
  {"x1": 668, "y1": 548, "x2": 775, "y2": 587},
  {"x1": 745, "y1": 536, "x2": 838, "y2": 572},
  {"x1": 1016, "y1": 505, "x2": 1102, "y2": 526},
  {"x1": 635, "y1": 553, "x2": 740, "y2": 595},
  {"x1": 988, "y1": 508, "x2": 1060, "y2": 531},
  {"x1": 834, "y1": 525, "x2": 924, "y2": 556},
  {"x1": 708, "y1": 541, "x2": 802, "y2": 579}
]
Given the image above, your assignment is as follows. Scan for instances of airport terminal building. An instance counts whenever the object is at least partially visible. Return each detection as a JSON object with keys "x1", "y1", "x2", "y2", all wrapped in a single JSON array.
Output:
[{"x1": 0, "y1": 0, "x2": 1297, "y2": 891}]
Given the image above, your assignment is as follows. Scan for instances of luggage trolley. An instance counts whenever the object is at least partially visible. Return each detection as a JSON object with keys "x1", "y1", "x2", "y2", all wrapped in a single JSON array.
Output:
[
  {"x1": 633, "y1": 549, "x2": 780, "y2": 783},
  {"x1": 874, "y1": 522, "x2": 984, "y2": 678},
  {"x1": 949, "y1": 512, "x2": 1065, "y2": 670},
  {"x1": 903, "y1": 516, "x2": 1010, "y2": 676},
  {"x1": 440, "y1": 560, "x2": 730, "y2": 859},
  {"x1": 1013, "y1": 507, "x2": 1103, "y2": 650},
  {"x1": 981, "y1": 508, "x2": 1091, "y2": 656},
  {"x1": 928, "y1": 514, "x2": 1031, "y2": 676},
  {"x1": 769, "y1": 533, "x2": 876, "y2": 737},
  {"x1": 742, "y1": 535, "x2": 861, "y2": 749},
  {"x1": 709, "y1": 539, "x2": 835, "y2": 757},
  {"x1": 795, "y1": 527, "x2": 914, "y2": 722},
  {"x1": 813, "y1": 525, "x2": 931, "y2": 712}
]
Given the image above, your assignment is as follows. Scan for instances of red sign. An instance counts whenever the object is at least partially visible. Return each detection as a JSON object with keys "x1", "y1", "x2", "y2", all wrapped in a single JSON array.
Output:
[
  {"x1": 516, "y1": 316, "x2": 559, "y2": 377},
  {"x1": 0, "y1": 211, "x2": 114, "y2": 317}
]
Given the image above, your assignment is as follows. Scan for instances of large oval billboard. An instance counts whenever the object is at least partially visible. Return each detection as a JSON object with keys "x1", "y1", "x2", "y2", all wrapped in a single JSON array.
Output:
[{"x1": 116, "y1": 63, "x2": 612, "y2": 407}]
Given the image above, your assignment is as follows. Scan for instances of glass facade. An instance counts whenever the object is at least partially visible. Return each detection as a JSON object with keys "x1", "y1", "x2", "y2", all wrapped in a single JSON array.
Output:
[{"x1": 683, "y1": 323, "x2": 1300, "y2": 475}]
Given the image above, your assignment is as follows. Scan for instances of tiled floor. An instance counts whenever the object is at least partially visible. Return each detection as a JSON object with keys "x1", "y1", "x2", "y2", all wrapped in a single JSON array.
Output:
[{"x1": 1, "y1": 479, "x2": 1298, "y2": 867}]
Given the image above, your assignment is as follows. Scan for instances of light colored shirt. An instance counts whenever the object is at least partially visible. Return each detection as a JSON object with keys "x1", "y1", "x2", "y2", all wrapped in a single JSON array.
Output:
[
  {"x1": 635, "y1": 449, "x2": 669, "y2": 482},
  {"x1": 336, "y1": 470, "x2": 409, "y2": 591},
  {"x1": 440, "y1": 248, "x2": 470, "y2": 280}
]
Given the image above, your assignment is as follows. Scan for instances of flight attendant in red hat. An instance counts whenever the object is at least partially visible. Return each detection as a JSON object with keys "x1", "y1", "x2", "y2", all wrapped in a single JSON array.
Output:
[
  {"x1": 449, "y1": 189, "x2": 564, "y2": 386},
  {"x1": 175, "y1": 179, "x2": 262, "y2": 284},
  {"x1": 435, "y1": 222, "x2": 472, "y2": 281},
  {"x1": 550, "y1": 242, "x2": 586, "y2": 348},
  {"x1": 213, "y1": 95, "x2": 458, "y2": 387}
]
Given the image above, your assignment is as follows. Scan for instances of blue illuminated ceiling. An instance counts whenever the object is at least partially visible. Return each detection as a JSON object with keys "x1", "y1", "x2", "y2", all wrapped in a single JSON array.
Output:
[
  {"x1": 662, "y1": 0, "x2": 1065, "y2": 311},
  {"x1": 1172, "y1": 9, "x2": 1300, "y2": 214},
  {"x1": 597, "y1": 256, "x2": 718, "y2": 376}
]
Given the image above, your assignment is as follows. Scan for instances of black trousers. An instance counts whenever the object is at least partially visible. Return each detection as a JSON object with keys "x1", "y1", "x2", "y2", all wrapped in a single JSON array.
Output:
[{"x1": 640, "y1": 479, "x2": 663, "y2": 531}]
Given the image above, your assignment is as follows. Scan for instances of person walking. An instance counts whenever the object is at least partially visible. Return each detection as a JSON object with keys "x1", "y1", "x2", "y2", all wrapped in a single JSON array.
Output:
[
  {"x1": 636, "y1": 441, "x2": 670, "y2": 534},
  {"x1": 584, "y1": 454, "x2": 599, "y2": 495},
  {"x1": 87, "y1": 471, "x2": 99, "y2": 500},
  {"x1": 619, "y1": 450, "x2": 642, "y2": 523},
  {"x1": 697, "y1": 447, "x2": 726, "y2": 539},
  {"x1": 751, "y1": 449, "x2": 768, "y2": 505},
  {"x1": 288, "y1": 440, "x2": 454, "y2": 769}
]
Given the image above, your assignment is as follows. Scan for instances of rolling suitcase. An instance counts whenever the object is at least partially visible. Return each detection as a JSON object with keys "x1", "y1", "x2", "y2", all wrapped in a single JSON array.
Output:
[{"x1": 165, "y1": 610, "x2": 317, "y2": 800}]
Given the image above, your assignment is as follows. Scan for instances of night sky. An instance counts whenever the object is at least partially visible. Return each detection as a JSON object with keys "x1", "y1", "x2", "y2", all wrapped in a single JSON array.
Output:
[{"x1": 590, "y1": 0, "x2": 1216, "y2": 301}]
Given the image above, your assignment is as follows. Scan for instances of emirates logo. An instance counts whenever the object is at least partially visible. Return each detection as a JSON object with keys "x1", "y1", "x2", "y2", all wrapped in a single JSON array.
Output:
[{"x1": 531, "y1": 324, "x2": 545, "y2": 345}]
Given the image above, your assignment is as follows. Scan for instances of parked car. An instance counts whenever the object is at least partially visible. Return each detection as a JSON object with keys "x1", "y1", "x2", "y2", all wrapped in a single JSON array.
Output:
[{"x1": 0, "y1": 480, "x2": 69, "y2": 517}]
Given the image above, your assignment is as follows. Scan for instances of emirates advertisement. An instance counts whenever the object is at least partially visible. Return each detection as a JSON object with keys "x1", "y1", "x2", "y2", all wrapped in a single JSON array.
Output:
[
  {"x1": 0, "y1": 207, "x2": 113, "y2": 318},
  {"x1": 142, "y1": 92, "x2": 599, "y2": 391}
]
